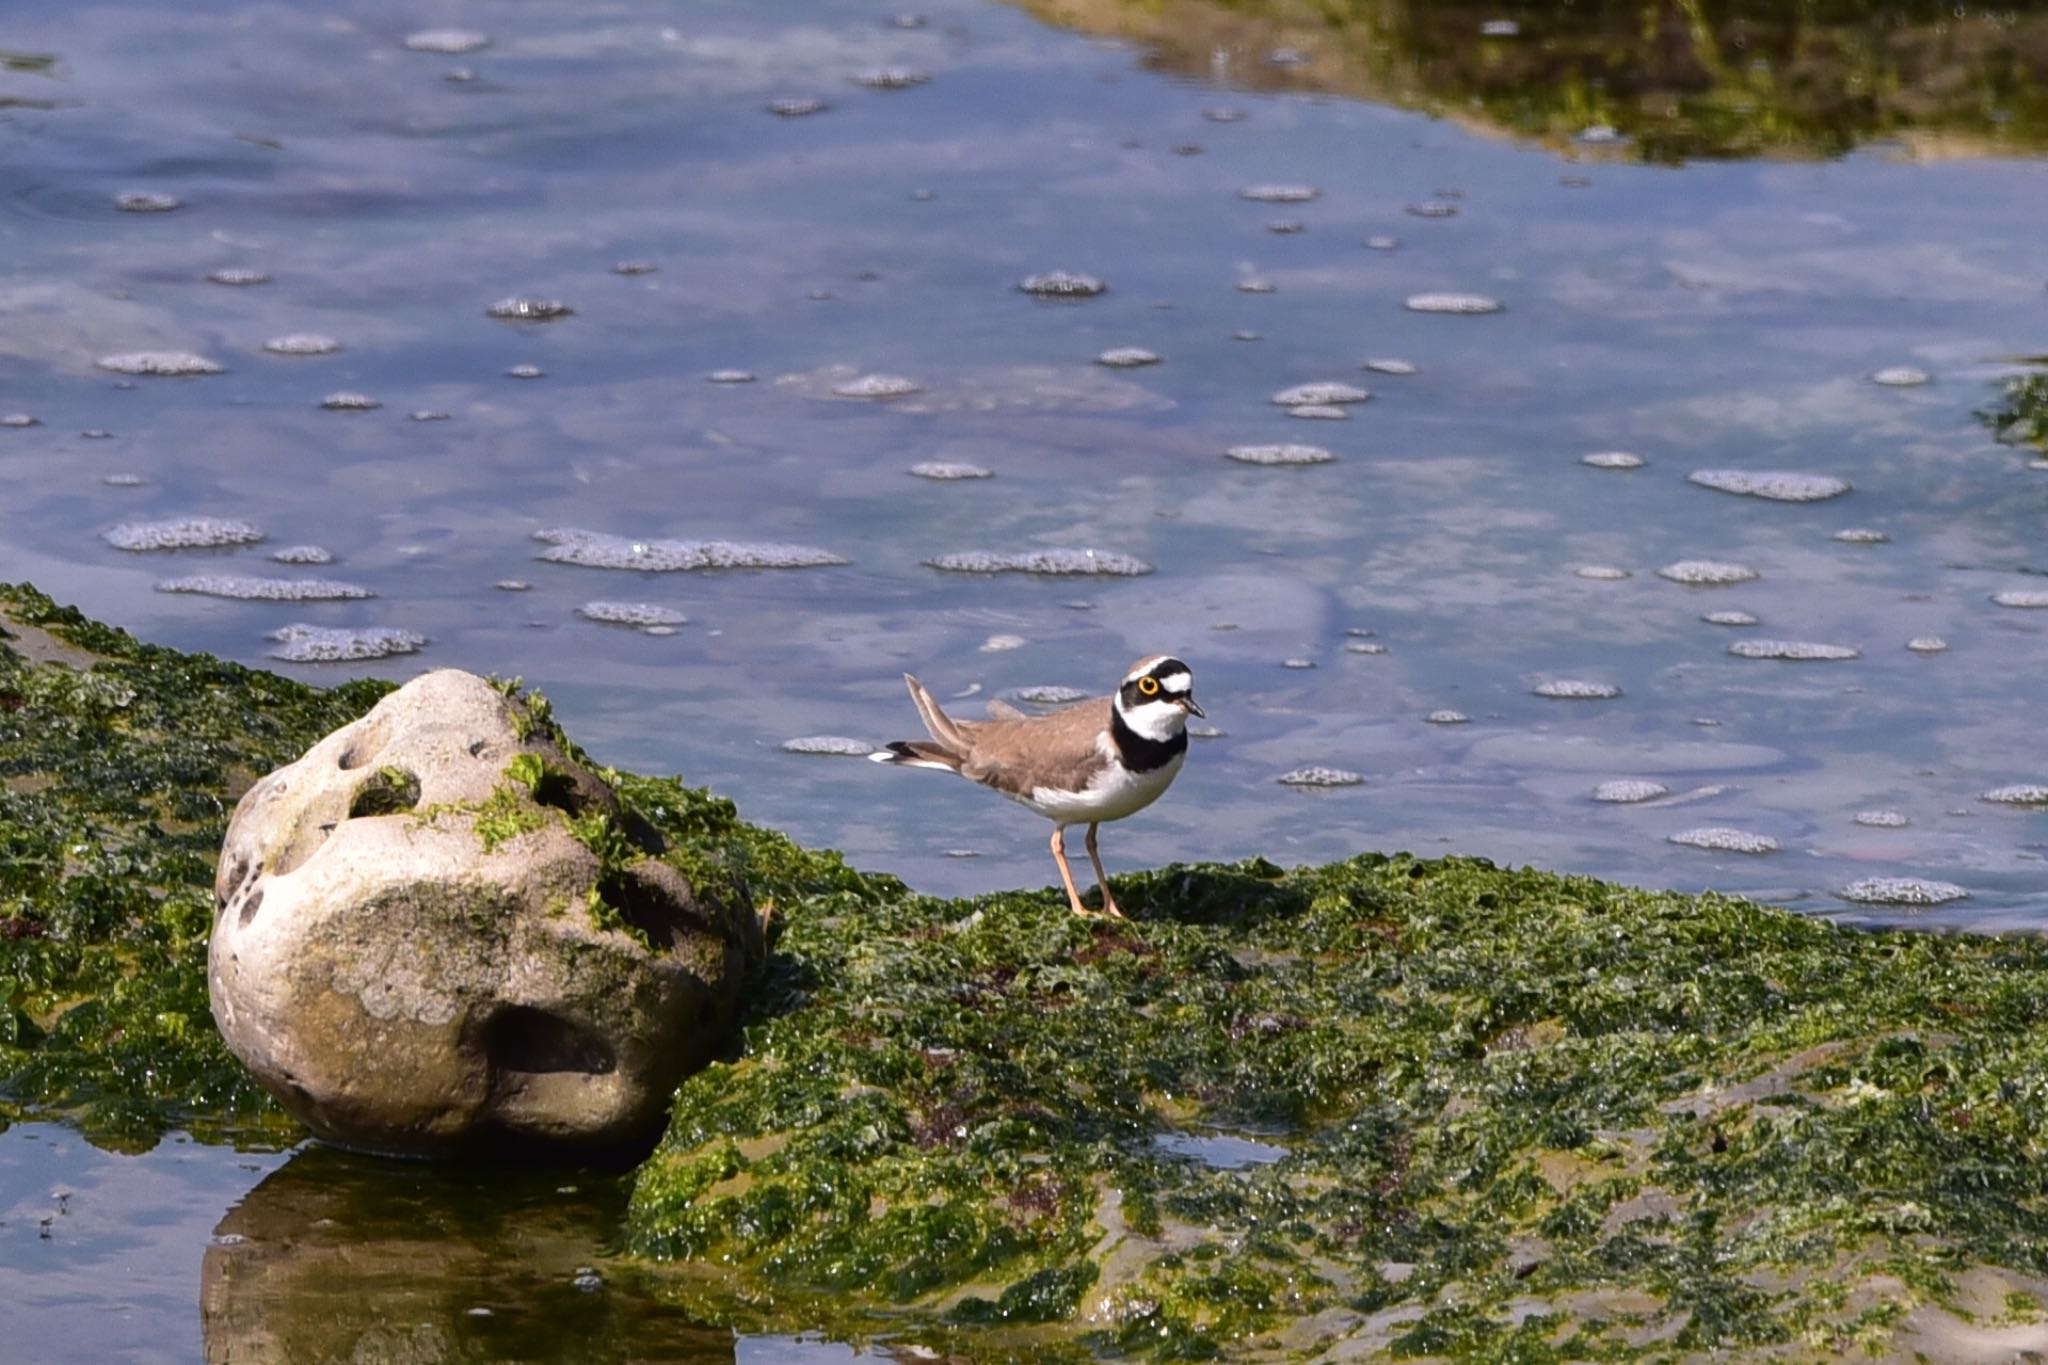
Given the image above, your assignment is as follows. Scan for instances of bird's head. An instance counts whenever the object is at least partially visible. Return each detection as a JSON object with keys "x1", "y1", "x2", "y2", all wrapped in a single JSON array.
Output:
[{"x1": 1115, "y1": 655, "x2": 1203, "y2": 741}]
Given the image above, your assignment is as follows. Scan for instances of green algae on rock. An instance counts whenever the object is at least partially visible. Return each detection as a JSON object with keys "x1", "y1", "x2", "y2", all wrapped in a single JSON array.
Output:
[
  {"x1": 1981, "y1": 367, "x2": 2048, "y2": 452},
  {"x1": 0, "y1": 583, "x2": 392, "y2": 1147},
  {"x1": 626, "y1": 856, "x2": 2048, "y2": 1359},
  {"x1": 8, "y1": 584, "x2": 2048, "y2": 1356}
]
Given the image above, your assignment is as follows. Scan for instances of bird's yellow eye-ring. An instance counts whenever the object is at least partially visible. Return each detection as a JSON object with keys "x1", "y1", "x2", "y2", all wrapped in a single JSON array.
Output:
[{"x1": 1138, "y1": 676, "x2": 1160, "y2": 696}]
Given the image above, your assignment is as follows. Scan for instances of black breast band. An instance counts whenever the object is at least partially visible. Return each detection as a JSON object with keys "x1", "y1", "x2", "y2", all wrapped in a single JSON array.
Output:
[{"x1": 1110, "y1": 707, "x2": 1187, "y2": 773}]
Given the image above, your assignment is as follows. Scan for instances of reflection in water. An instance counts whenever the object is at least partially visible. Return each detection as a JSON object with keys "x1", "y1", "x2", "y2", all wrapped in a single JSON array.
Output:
[
  {"x1": 201, "y1": 1145, "x2": 733, "y2": 1364},
  {"x1": 1021, "y1": 0, "x2": 2048, "y2": 159}
]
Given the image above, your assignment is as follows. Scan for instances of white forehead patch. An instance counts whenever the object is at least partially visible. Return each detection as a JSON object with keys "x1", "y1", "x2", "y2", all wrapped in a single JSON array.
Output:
[{"x1": 1154, "y1": 670, "x2": 1192, "y2": 695}]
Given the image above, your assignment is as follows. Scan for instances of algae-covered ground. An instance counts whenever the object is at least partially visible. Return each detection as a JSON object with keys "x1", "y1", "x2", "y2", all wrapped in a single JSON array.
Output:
[{"x1": 5, "y1": 583, "x2": 2048, "y2": 1359}]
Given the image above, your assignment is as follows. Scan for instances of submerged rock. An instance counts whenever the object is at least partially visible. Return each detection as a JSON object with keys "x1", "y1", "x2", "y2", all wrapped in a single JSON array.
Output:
[{"x1": 209, "y1": 670, "x2": 760, "y2": 1156}]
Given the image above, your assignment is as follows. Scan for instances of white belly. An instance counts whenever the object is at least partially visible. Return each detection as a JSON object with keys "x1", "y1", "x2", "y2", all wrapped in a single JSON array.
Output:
[{"x1": 1020, "y1": 749, "x2": 1184, "y2": 825}]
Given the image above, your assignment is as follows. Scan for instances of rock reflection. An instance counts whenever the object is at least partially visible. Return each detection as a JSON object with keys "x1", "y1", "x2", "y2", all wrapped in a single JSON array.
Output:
[{"x1": 201, "y1": 1145, "x2": 734, "y2": 1364}]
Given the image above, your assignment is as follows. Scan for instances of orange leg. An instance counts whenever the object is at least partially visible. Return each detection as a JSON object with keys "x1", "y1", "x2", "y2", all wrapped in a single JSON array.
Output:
[
  {"x1": 1084, "y1": 823, "x2": 1123, "y2": 918},
  {"x1": 1049, "y1": 825, "x2": 1090, "y2": 915}
]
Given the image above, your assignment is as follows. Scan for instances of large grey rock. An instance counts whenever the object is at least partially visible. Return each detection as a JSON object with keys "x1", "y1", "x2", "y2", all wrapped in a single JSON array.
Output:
[{"x1": 210, "y1": 669, "x2": 757, "y2": 1157}]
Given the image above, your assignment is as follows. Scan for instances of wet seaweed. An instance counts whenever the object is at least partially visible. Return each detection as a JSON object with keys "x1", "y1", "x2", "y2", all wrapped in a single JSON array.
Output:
[{"x1": 8, "y1": 583, "x2": 2048, "y2": 1357}]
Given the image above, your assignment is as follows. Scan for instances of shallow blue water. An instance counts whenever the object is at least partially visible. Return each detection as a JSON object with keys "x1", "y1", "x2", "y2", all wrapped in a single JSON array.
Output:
[
  {"x1": 3, "y1": 0, "x2": 2047, "y2": 938},
  {"x1": 7, "y1": 0, "x2": 2048, "y2": 1354}
]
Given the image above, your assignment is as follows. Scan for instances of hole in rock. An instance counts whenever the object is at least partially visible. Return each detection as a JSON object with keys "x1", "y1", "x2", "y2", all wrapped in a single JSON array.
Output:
[
  {"x1": 217, "y1": 854, "x2": 251, "y2": 918},
  {"x1": 595, "y1": 868, "x2": 695, "y2": 952},
  {"x1": 348, "y1": 767, "x2": 421, "y2": 818},
  {"x1": 336, "y1": 713, "x2": 393, "y2": 770},
  {"x1": 482, "y1": 1005, "x2": 617, "y2": 1076},
  {"x1": 237, "y1": 887, "x2": 264, "y2": 927}
]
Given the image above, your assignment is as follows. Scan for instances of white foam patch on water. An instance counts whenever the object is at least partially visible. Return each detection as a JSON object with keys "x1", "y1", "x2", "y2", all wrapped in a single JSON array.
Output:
[
  {"x1": 487, "y1": 297, "x2": 573, "y2": 321},
  {"x1": 924, "y1": 549, "x2": 1153, "y2": 576},
  {"x1": 979, "y1": 634, "x2": 1026, "y2": 652},
  {"x1": 908, "y1": 461, "x2": 992, "y2": 480},
  {"x1": 853, "y1": 68, "x2": 930, "y2": 89},
  {"x1": 267, "y1": 624, "x2": 426, "y2": 661},
  {"x1": 831, "y1": 373, "x2": 922, "y2": 399},
  {"x1": 768, "y1": 98, "x2": 828, "y2": 117},
  {"x1": 1288, "y1": 405, "x2": 1347, "y2": 420},
  {"x1": 578, "y1": 601, "x2": 687, "y2": 627},
  {"x1": 1404, "y1": 293, "x2": 1502, "y2": 314},
  {"x1": 1906, "y1": 637, "x2": 1947, "y2": 653},
  {"x1": 535, "y1": 528, "x2": 847, "y2": 571},
  {"x1": 781, "y1": 735, "x2": 875, "y2": 756},
  {"x1": 1658, "y1": 559, "x2": 1759, "y2": 585},
  {"x1": 1426, "y1": 709, "x2": 1470, "y2": 724},
  {"x1": 1853, "y1": 810, "x2": 1910, "y2": 827},
  {"x1": 1833, "y1": 528, "x2": 1889, "y2": 544},
  {"x1": 1838, "y1": 877, "x2": 1966, "y2": 906},
  {"x1": 2, "y1": 413, "x2": 40, "y2": 427},
  {"x1": 1277, "y1": 766, "x2": 1363, "y2": 787},
  {"x1": 157, "y1": 575, "x2": 373, "y2": 600},
  {"x1": 208, "y1": 268, "x2": 270, "y2": 286},
  {"x1": 1096, "y1": 347, "x2": 1159, "y2": 368},
  {"x1": 1271, "y1": 382, "x2": 1370, "y2": 406},
  {"x1": 1688, "y1": 469, "x2": 1851, "y2": 502},
  {"x1": 1991, "y1": 590, "x2": 2048, "y2": 608},
  {"x1": 320, "y1": 392, "x2": 381, "y2": 410},
  {"x1": 1363, "y1": 358, "x2": 1417, "y2": 375},
  {"x1": 1240, "y1": 184, "x2": 1319, "y2": 202},
  {"x1": 1226, "y1": 443, "x2": 1334, "y2": 466},
  {"x1": 262, "y1": 333, "x2": 340, "y2": 356},
  {"x1": 95, "y1": 351, "x2": 222, "y2": 376},
  {"x1": 1593, "y1": 779, "x2": 1667, "y2": 803},
  {"x1": 1581, "y1": 451, "x2": 1644, "y2": 470},
  {"x1": 115, "y1": 191, "x2": 181, "y2": 212},
  {"x1": 1981, "y1": 784, "x2": 2048, "y2": 805},
  {"x1": 1728, "y1": 639, "x2": 1859, "y2": 660},
  {"x1": 1535, "y1": 679, "x2": 1622, "y2": 699},
  {"x1": 1869, "y1": 366, "x2": 1930, "y2": 387},
  {"x1": 404, "y1": 28, "x2": 489, "y2": 53},
  {"x1": 103, "y1": 517, "x2": 264, "y2": 551},
  {"x1": 1017, "y1": 271, "x2": 1105, "y2": 297},
  {"x1": 1704, "y1": 610, "x2": 1759, "y2": 626},
  {"x1": 1573, "y1": 565, "x2": 1631, "y2": 580},
  {"x1": 706, "y1": 369, "x2": 756, "y2": 383},
  {"x1": 1345, "y1": 641, "x2": 1387, "y2": 655},
  {"x1": 1668, "y1": 826, "x2": 1779, "y2": 853},
  {"x1": 1008, "y1": 685, "x2": 1090, "y2": 704},
  {"x1": 269, "y1": 545, "x2": 333, "y2": 564}
]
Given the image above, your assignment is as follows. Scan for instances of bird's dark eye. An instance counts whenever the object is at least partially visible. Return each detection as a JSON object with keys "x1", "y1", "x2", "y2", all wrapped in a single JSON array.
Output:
[{"x1": 1138, "y1": 676, "x2": 1160, "y2": 696}]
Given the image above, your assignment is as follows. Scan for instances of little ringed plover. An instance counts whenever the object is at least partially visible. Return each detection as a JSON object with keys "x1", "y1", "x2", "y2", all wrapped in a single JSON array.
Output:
[{"x1": 871, "y1": 655, "x2": 1202, "y2": 916}]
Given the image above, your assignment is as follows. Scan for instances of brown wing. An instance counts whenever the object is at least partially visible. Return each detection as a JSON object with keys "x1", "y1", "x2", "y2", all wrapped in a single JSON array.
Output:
[{"x1": 954, "y1": 698, "x2": 1115, "y2": 799}]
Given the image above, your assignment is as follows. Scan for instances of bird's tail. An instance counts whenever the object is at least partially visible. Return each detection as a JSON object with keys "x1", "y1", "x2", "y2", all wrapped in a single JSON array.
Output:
[
  {"x1": 869, "y1": 674, "x2": 970, "y2": 771},
  {"x1": 901, "y1": 673, "x2": 967, "y2": 751},
  {"x1": 869, "y1": 739, "x2": 963, "y2": 772}
]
